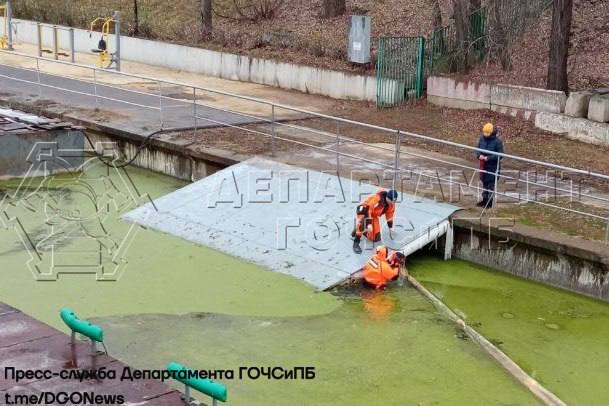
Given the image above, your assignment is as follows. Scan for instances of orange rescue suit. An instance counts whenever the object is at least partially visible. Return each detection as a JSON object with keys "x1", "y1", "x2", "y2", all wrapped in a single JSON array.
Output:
[
  {"x1": 355, "y1": 190, "x2": 396, "y2": 242},
  {"x1": 363, "y1": 250, "x2": 399, "y2": 289}
]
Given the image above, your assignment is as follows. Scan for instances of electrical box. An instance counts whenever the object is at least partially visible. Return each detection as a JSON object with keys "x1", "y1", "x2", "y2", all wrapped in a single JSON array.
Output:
[{"x1": 348, "y1": 15, "x2": 371, "y2": 64}]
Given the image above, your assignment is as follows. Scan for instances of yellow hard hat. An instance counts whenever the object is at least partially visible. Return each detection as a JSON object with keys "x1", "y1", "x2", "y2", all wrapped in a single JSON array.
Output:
[{"x1": 483, "y1": 123, "x2": 494, "y2": 136}]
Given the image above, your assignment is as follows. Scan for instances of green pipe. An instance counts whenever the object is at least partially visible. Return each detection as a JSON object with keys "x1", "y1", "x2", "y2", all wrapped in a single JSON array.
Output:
[
  {"x1": 167, "y1": 362, "x2": 227, "y2": 402},
  {"x1": 59, "y1": 308, "x2": 104, "y2": 342}
]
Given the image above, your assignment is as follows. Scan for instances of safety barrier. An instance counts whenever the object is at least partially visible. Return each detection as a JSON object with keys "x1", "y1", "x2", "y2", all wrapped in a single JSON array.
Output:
[
  {"x1": 167, "y1": 362, "x2": 227, "y2": 405},
  {"x1": 59, "y1": 307, "x2": 108, "y2": 355},
  {"x1": 0, "y1": 48, "x2": 608, "y2": 241}
]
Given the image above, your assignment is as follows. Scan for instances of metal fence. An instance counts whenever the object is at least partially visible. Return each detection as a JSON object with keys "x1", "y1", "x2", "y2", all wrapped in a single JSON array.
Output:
[
  {"x1": 376, "y1": 36, "x2": 425, "y2": 108},
  {"x1": 1, "y1": 48, "x2": 608, "y2": 241}
]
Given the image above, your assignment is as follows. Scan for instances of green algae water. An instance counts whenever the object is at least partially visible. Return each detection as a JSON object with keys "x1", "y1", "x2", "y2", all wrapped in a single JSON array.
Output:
[
  {"x1": 0, "y1": 163, "x2": 339, "y2": 322},
  {"x1": 1, "y1": 163, "x2": 605, "y2": 404},
  {"x1": 410, "y1": 256, "x2": 609, "y2": 405}
]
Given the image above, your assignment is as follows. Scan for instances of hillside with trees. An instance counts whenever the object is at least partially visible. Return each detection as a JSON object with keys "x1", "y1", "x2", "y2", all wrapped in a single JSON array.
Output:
[{"x1": 12, "y1": 0, "x2": 609, "y2": 90}]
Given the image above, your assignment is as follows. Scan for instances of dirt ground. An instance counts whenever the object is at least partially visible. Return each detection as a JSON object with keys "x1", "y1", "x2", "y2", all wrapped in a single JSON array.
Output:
[{"x1": 13, "y1": 0, "x2": 451, "y2": 73}]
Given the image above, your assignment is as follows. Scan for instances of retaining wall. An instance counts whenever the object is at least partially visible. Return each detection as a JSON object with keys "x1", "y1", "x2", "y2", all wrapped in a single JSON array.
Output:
[
  {"x1": 427, "y1": 76, "x2": 491, "y2": 110},
  {"x1": 427, "y1": 76, "x2": 567, "y2": 120},
  {"x1": 4, "y1": 18, "x2": 377, "y2": 102},
  {"x1": 452, "y1": 218, "x2": 609, "y2": 302},
  {"x1": 535, "y1": 112, "x2": 609, "y2": 145}
]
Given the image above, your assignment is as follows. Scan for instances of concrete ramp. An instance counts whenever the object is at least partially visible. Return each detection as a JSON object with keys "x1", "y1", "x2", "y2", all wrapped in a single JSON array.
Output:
[{"x1": 123, "y1": 158, "x2": 459, "y2": 289}]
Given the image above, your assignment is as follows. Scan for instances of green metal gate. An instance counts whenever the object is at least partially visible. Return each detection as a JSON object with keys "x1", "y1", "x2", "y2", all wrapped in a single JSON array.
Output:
[{"x1": 376, "y1": 36, "x2": 426, "y2": 108}]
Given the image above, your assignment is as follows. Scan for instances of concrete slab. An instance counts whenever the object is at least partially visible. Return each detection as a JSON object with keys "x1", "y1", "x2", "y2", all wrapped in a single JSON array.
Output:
[
  {"x1": 565, "y1": 91, "x2": 593, "y2": 118},
  {"x1": 123, "y1": 158, "x2": 460, "y2": 290},
  {"x1": 588, "y1": 94, "x2": 609, "y2": 123}
]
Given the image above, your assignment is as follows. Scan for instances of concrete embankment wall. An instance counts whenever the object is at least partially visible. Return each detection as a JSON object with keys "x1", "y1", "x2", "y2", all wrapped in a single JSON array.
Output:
[
  {"x1": 427, "y1": 76, "x2": 567, "y2": 119},
  {"x1": 83, "y1": 129, "x2": 609, "y2": 304},
  {"x1": 452, "y1": 218, "x2": 609, "y2": 302},
  {"x1": 427, "y1": 76, "x2": 609, "y2": 146},
  {"x1": 3, "y1": 96, "x2": 608, "y2": 302},
  {"x1": 4, "y1": 18, "x2": 377, "y2": 102}
]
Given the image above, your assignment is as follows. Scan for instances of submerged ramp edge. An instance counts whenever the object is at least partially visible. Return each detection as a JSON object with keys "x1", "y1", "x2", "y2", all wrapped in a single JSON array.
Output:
[{"x1": 123, "y1": 158, "x2": 460, "y2": 289}]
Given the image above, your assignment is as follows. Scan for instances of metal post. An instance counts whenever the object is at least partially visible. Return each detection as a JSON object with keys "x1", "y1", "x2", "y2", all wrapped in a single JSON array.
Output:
[
  {"x1": 271, "y1": 104, "x2": 276, "y2": 157},
  {"x1": 90, "y1": 339, "x2": 97, "y2": 355},
  {"x1": 35, "y1": 58, "x2": 41, "y2": 97},
  {"x1": 93, "y1": 69, "x2": 99, "y2": 110},
  {"x1": 6, "y1": 0, "x2": 13, "y2": 50},
  {"x1": 112, "y1": 11, "x2": 121, "y2": 71},
  {"x1": 192, "y1": 87, "x2": 197, "y2": 133},
  {"x1": 37, "y1": 23, "x2": 42, "y2": 57},
  {"x1": 158, "y1": 82, "x2": 163, "y2": 130},
  {"x1": 393, "y1": 130, "x2": 401, "y2": 191},
  {"x1": 52, "y1": 26, "x2": 58, "y2": 60},
  {"x1": 70, "y1": 331, "x2": 76, "y2": 345},
  {"x1": 69, "y1": 28, "x2": 75, "y2": 63},
  {"x1": 184, "y1": 385, "x2": 191, "y2": 404},
  {"x1": 335, "y1": 121, "x2": 340, "y2": 174},
  {"x1": 492, "y1": 159, "x2": 500, "y2": 209},
  {"x1": 212, "y1": 399, "x2": 217, "y2": 406}
]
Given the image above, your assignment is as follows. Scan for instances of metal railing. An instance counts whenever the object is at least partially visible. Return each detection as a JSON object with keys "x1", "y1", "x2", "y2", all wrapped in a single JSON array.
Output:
[{"x1": 1, "y1": 48, "x2": 608, "y2": 240}]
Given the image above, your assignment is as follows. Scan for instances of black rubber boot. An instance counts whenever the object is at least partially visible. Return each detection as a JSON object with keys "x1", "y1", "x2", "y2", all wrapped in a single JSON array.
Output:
[{"x1": 353, "y1": 237, "x2": 362, "y2": 254}]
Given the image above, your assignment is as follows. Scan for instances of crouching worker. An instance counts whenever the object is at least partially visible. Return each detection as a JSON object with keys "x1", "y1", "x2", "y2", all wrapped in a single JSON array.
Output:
[
  {"x1": 363, "y1": 246, "x2": 407, "y2": 290},
  {"x1": 352, "y1": 188, "x2": 398, "y2": 254}
]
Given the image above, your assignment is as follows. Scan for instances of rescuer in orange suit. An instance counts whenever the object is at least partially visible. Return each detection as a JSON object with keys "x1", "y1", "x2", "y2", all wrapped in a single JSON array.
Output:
[
  {"x1": 351, "y1": 189, "x2": 398, "y2": 254},
  {"x1": 362, "y1": 246, "x2": 406, "y2": 290}
]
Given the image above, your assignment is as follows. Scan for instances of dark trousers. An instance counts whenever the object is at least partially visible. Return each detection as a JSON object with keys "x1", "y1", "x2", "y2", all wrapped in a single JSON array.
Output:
[{"x1": 481, "y1": 172, "x2": 496, "y2": 205}]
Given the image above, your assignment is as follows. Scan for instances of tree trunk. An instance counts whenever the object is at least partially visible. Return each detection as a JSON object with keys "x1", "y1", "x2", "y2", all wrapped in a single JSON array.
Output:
[
  {"x1": 322, "y1": 0, "x2": 346, "y2": 18},
  {"x1": 431, "y1": 0, "x2": 443, "y2": 31},
  {"x1": 546, "y1": 0, "x2": 573, "y2": 91},
  {"x1": 452, "y1": 0, "x2": 471, "y2": 71},
  {"x1": 132, "y1": 0, "x2": 139, "y2": 36},
  {"x1": 200, "y1": 0, "x2": 213, "y2": 40}
]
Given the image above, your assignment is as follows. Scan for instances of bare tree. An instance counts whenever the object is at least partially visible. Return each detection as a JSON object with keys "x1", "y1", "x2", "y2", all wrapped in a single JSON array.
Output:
[
  {"x1": 201, "y1": 0, "x2": 213, "y2": 40},
  {"x1": 214, "y1": 0, "x2": 284, "y2": 22},
  {"x1": 485, "y1": 0, "x2": 550, "y2": 71},
  {"x1": 322, "y1": 0, "x2": 346, "y2": 18},
  {"x1": 131, "y1": 0, "x2": 140, "y2": 36},
  {"x1": 547, "y1": 0, "x2": 573, "y2": 91},
  {"x1": 451, "y1": 0, "x2": 473, "y2": 71},
  {"x1": 431, "y1": 0, "x2": 443, "y2": 31}
]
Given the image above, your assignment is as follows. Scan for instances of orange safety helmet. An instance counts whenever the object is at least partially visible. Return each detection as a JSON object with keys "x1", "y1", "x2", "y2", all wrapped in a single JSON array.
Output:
[{"x1": 483, "y1": 123, "x2": 494, "y2": 136}]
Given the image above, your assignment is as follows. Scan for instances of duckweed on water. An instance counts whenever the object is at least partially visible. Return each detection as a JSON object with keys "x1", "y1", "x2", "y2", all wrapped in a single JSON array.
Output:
[{"x1": 4, "y1": 164, "x2": 607, "y2": 404}]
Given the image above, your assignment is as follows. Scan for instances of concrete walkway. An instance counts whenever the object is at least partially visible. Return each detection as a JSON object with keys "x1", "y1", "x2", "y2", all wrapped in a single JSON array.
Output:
[{"x1": 0, "y1": 303, "x2": 184, "y2": 405}]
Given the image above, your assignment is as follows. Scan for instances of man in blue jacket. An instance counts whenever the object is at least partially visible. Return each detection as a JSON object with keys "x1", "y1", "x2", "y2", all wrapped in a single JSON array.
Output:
[{"x1": 476, "y1": 123, "x2": 504, "y2": 207}]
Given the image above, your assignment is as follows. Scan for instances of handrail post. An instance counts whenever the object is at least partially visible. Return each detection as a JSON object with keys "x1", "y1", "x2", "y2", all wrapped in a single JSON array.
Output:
[
  {"x1": 35, "y1": 58, "x2": 41, "y2": 97},
  {"x1": 192, "y1": 87, "x2": 198, "y2": 135},
  {"x1": 393, "y1": 130, "x2": 401, "y2": 191},
  {"x1": 336, "y1": 121, "x2": 340, "y2": 175},
  {"x1": 93, "y1": 69, "x2": 99, "y2": 110},
  {"x1": 158, "y1": 81, "x2": 163, "y2": 130},
  {"x1": 184, "y1": 385, "x2": 191, "y2": 404},
  {"x1": 492, "y1": 161, "x2": 500, "y2": 210},
  {"x1": 271, "y1": 104, "x2": 276, "y2": 157}
]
